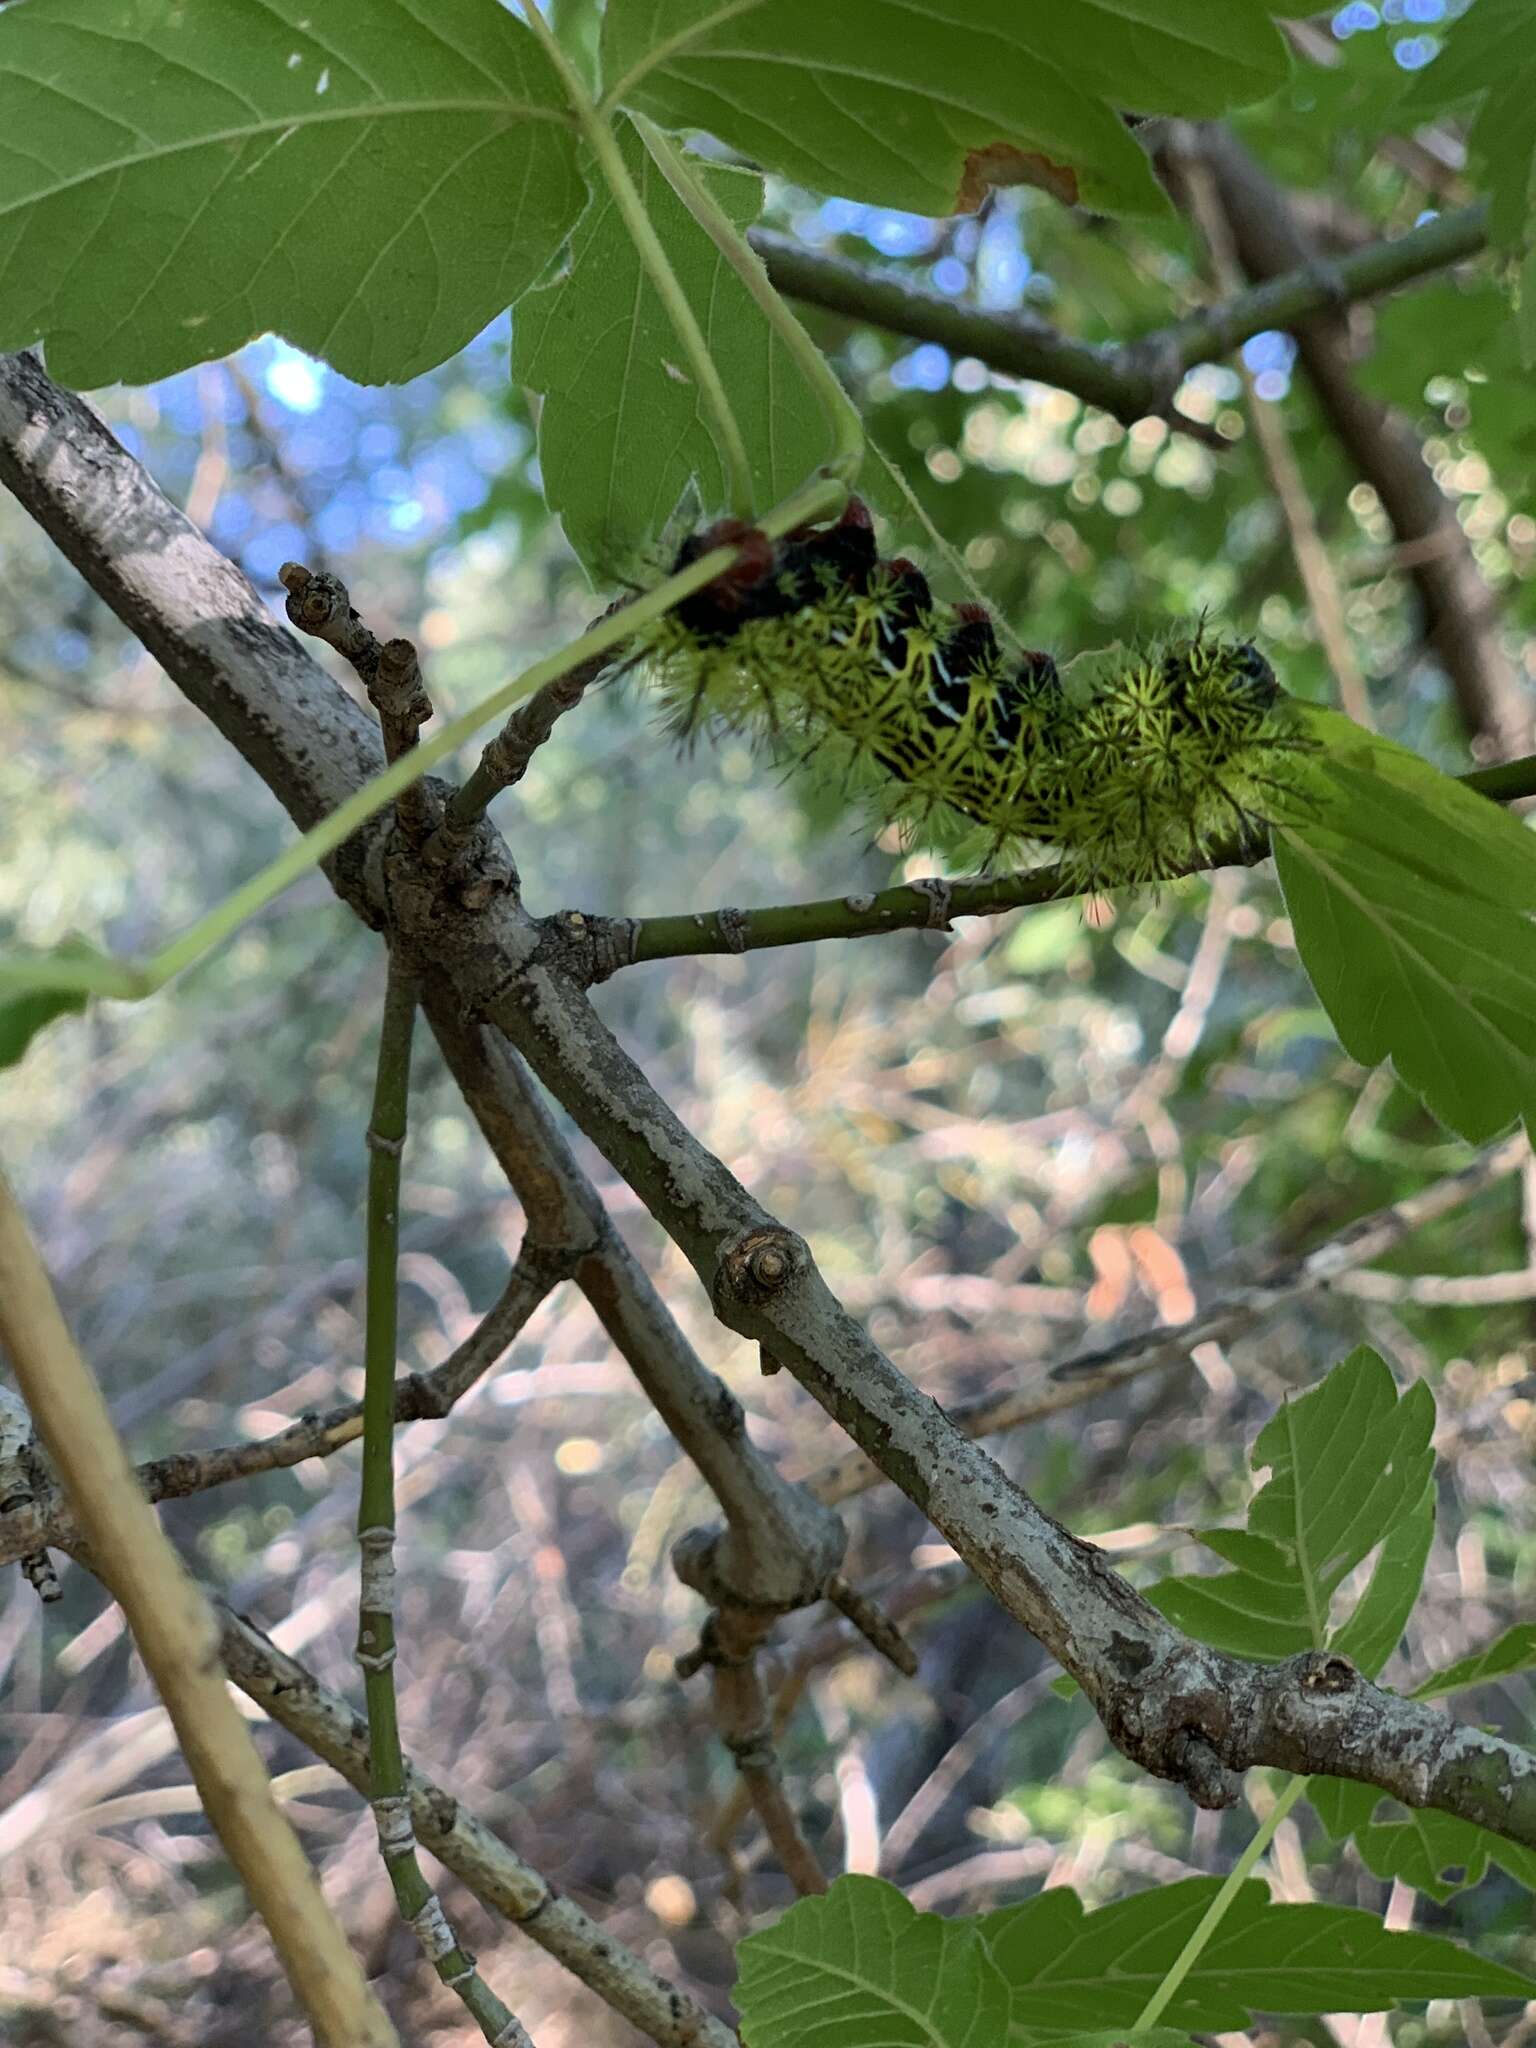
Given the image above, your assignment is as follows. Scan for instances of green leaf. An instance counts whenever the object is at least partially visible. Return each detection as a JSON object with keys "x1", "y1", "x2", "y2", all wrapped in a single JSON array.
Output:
[
  {"x1": 978, "y1": 1877, "x2": 1536, "y2": 2035},
  {"x1": 1411, "y1": 1624, "x2": 1536, "y2": 1701},
  {"x1": 1309, "y1": 1777, "x2": 1536, "y2": 1902},
  {"x1": 1276, "y1": 706, "x2": 1536, "y2": 1144},
  {"x1": 1249, "y1": 1351, "x2": 1435, "y2": 1607},
  {"x1": 1403, "y1": 0, "x2": 1536, "y2": 251},
  {"x1": 0, "y1": 0, "x2": 584, "y2": 387},
  {"x1": 514, "y1": 119, "x2": 831, "y2": 573},
  {"x1": 1328, "y1": 1483, "x2": 1435, "y2": 1679},
  {"x1": 1146, "y1": 1350, "x2": 1435, "y2": 1664},
  {"x1": 1357, "y1": 275, "x2": 1536, "y2": 486},
  {"x1": 603, "y1": 2, "x2": 1293, "y2": 220},
  {"x1": 0, "y1": 980, "x2": 88, "y2": 1069},
  {"x1": 735, "y1": 1875, "x2": 1012, "y2": 2048},
  {"x1": 1149, "y1": 1534, "x2": 1313, "y2": 1661},
  {"x1": 1033, "y1": 2035, "x2": 1195, "y2": 2048}
]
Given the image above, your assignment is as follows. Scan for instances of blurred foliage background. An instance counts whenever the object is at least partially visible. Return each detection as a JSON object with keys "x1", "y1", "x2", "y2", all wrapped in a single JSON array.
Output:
[{"x1": 3, "y1": 3, "x2": 1535, "y2": 2042}]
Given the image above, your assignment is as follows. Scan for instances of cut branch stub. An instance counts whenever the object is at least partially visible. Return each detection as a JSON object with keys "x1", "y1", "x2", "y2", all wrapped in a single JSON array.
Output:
[{"x1": 713, "y1": 1225, "x2": 807, "y2": 1313}]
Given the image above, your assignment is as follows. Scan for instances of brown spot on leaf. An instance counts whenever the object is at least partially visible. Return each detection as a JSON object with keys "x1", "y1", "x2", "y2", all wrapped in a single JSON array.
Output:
[{"x1": 958, "y1": 143, "x2": 1080, "y2": 214}]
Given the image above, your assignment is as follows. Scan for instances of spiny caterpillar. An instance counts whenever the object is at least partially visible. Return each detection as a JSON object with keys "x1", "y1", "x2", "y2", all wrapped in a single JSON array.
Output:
[{"x1": 643, "y1": 499, "x2": 1311, "y2": 888}]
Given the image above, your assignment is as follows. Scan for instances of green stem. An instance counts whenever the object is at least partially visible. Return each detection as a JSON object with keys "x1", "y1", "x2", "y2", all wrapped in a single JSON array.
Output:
[
  {"x1": 631, "y1": 112, "x2": 865, "y2": 485},
  {"x1": 618, "y1": 743, "x2": 1536, "y2": 965},
  {"x1": 357, "y1": 963, "x2": 528, "y2": 2046},
  {"x1": 519, "y1": 5, "x2": 755, "y2": 518},
  {"x1": 0, "y1": 474, "x2": 847, "y2": 1005},
  {"x1": 1133, "y1": 1774, "x2": 1308, "y2": 2033},
  {"x1": 749, "y1": 200, "x2": 1491, "y2": 427}
]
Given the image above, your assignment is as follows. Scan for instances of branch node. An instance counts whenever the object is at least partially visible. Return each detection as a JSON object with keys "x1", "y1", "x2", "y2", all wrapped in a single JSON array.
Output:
[
  {"x1": 713, "y1": 1225, "x2": 806, "y2": 1311},
  {"x1": 1298, "y1": 1648, "x2": 1358, "y2": 1695},
  {"x1": 372, "y1": 1792, "x2": 416, "y2": 1858},
  {"x1": 911, "y1": 877, "x2": 954, "y2": 930},
  {"x1": 411, "y1": 1892, "x2": 457, "y2": 1960},
  {"x1": 374, "y1": 636, "x2": 432, "y2": 736},
  {"x1": 1169, "y1": 1728, "x2": 1238, "y2": 1811},
  {"x1": 715, "y1": 905, "x2": 750, "y2": 953},
  {"x1": 536, "y1": 910, "x2": 642, "y2": 987}
]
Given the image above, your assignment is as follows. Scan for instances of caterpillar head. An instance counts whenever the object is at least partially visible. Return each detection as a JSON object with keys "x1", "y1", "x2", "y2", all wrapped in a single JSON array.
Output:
[
  {"x1": 880, "y1": 556, "x2": 936, "y2": 633},
  {"x1": 670, "y1": 518, "x2": 778, "y2": 644}
]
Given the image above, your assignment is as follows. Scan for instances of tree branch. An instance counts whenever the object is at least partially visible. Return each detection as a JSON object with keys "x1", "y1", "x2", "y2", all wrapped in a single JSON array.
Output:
[
  {"x1": 1176, "y1": 133, "x2": 1528, "y2": 761},
  {"x1": 7, "y1": 351, "x2": 1533, "y2": 1859},
  {"x1": 474, "y1": 944, "x2": 1536, "y2": 1843},
  {"x1": 583, "y1": 750, "x2": 1536, "y2": 968},
  {"x1": 217, "y1": 1606, "x2": 740, "y2": 2048},
  {"x1": 0, "y1": 349, "x2": 849, "y2": 1642},
  {"x1": 806, "y1": 1135, "x2": 1526, "y2": 1504},
  {"x1": 750, "y1": 202, "x2": 1488, "y2": 428},
  {"x1": 0, "y1": 1244, "x2": 573, "y2": 1571}
]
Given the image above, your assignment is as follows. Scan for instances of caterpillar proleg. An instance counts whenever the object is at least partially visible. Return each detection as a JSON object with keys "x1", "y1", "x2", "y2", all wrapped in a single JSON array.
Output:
[{"x1": 643, "y1": 499, "x2": 1311, "y2": 888}]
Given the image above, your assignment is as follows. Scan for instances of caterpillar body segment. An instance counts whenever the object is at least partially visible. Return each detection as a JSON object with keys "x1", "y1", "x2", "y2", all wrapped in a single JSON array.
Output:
[{"x1": 646, "y1": 499, "x2": 1309, "y2": 887}]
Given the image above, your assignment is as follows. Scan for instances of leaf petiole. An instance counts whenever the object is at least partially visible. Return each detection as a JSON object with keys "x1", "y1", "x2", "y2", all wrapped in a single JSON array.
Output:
[{"x1": 518, "y1": 4, "x2": 757, "y2": 517}]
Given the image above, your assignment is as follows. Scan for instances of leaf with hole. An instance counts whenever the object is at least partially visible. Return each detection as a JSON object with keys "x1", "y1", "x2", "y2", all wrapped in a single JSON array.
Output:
[
  {"x1": 1308, "y1": 1777, "x2": 1536, "y2": 1903},
  {"x1": 603, "y1": 0, "x2": 1295, "y2": 220}
]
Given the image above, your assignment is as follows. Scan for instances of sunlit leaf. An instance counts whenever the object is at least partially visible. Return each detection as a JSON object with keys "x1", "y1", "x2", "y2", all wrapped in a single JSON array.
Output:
[
  {"x1": 0, "y1": 0, "x2": 584, "y2": 386},
  {"x1": 735, "y1": 1875, "x2": 1011, "y2": 2048},
  {"x1": 1328, "y1": 1483, "x2": 1435, "y2": 1678},
  {"x1": 1148, "y1": 1350, "x2": 1434, "y2": 1666},
  {"x1": 514, "y1": 118, "x2": 831, "y2": 573},
  {"x1": 978, "y1": 1877, "x2": 1535, "y2": 2036},
  {"x1": 1411, "y1": 1624, "x2": 1536, "y2": 1702},
  {"x1": 603, "y1": 1, "x2": 1295, "y2": 220},
  {"x1": 1277, "y1": 707, "x2": 1536, "y2": 1144}
]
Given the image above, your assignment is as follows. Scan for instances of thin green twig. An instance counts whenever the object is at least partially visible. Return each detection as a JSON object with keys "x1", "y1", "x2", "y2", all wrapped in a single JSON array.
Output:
[
  {"x1": 750, "y1": 201, "x2": 1491, "y2": 428},
  {"x1": 1133, "y1": 1774, "x2": 1308, "y2": 2032},
  {"x1": 357, "y1": 962, "x2": 531, "y2": 2046},
  {"x1": 520, "y1": 5, "x2": 755, "y2": 518},
  {"x1": 618, "y1": 745, "x2": 1536, "y2": 966}
]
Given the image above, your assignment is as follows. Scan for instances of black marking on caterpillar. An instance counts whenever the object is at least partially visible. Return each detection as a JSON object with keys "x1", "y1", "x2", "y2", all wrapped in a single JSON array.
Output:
[{"x1": 645, "y1": 500, "x2": 1313, "y2": 888}]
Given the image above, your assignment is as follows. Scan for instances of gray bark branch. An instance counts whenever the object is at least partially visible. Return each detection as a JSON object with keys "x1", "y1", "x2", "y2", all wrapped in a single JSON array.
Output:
[{"x1": 4, "y1": 349, "x2": 1533, "y2": 1856}]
